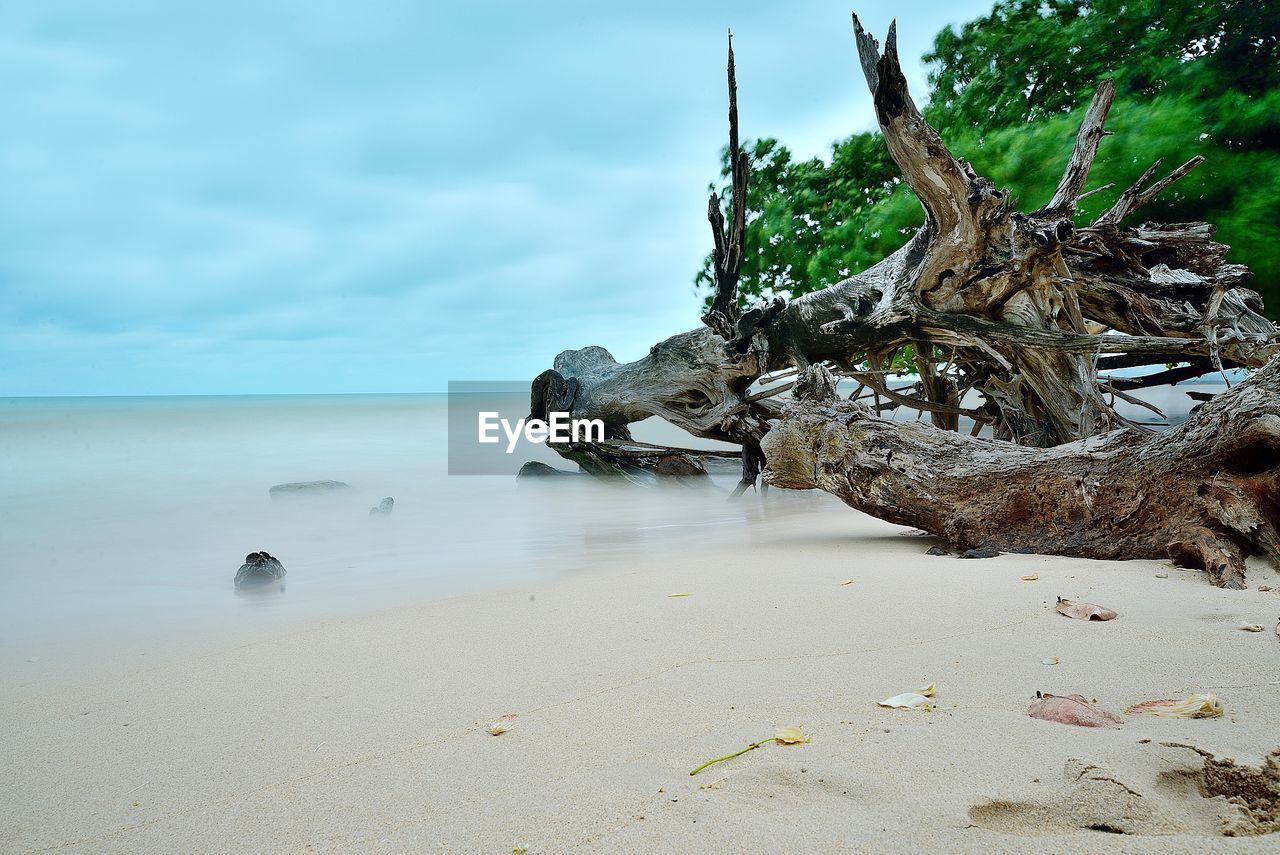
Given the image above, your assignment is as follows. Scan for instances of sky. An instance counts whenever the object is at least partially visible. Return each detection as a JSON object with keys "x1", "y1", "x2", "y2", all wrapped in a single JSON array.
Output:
[{"x1": 0, "y1": 1, "x2": 994, "y2": 396}]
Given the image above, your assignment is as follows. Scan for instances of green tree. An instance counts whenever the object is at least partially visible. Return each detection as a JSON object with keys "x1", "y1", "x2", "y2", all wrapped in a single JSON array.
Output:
[{"x1": 700, "y1": 0, "x2": 1280, "y2": 316}]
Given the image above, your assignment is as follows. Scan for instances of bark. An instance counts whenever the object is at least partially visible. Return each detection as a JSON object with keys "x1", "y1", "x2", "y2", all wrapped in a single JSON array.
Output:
[
  {"x1": 529, "y1": 17, "x2": 1280, "y2": 586},
  {"x1": 764, "y1": 362, "x2": 1280, "y2": 589}
]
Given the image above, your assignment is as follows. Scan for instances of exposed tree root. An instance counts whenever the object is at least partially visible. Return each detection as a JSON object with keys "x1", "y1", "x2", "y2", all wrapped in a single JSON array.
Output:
[{"x1": 529, "y1": 14, "x2": 1280, "y2": 587}]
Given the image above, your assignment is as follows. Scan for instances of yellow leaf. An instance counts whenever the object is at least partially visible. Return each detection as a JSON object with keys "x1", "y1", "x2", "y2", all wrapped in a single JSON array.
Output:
[
  {"x1": 773, "y1": 725, "x2": 810, "y2": 744},
  {"x1": 1021, "y1": 573, "x2": 1039, "y2": 581},
  {"x1": 488, "y1": 713, "x2": 518, "y2": 736},
  {"x1": 917, "y1": 682, "x2": 936, "y2": 698},
  {"x1": 668, "y1": 593, "x2": 691, "y2": 598}
]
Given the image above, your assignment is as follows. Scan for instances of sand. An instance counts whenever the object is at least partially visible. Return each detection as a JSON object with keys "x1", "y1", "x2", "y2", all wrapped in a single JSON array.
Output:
[{"x1": 3, "y1": 509, "x2": 1279, "y2": 853}]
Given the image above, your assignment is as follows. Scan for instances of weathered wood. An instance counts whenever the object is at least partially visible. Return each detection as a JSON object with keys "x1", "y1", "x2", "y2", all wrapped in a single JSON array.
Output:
[
  {"x1": 529, "y1": 14, "x2": 1280, "y2": 586},
  {"x1": 1038, "y1": 79, "x2": 1115, "y2": 217},
  {"x1": 764, "y1": 363, "x2": 1280, "y2": 588},
  {"x1": 702, "y1": 32, "x2": 747, "y2": 344},
  {"x1": 549, "y1": 437, "x2": 739, "y2": 483}
]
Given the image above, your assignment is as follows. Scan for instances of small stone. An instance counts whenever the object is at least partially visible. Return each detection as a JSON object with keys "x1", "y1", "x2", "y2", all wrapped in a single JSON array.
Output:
[
  {"x1": 958, "y1": 547, "x2": 1001, "y2": 559},
  {"x1": 1155, "y1": 572, "x2": 1169, "y2": 579},
  {"x1": 516, "y1": 461, "x2": 577, "y2": 479},
  {"x1": 926, "y1": 546, "x2": 950, "y2": 556},
  {"x1": 1259, "y1": 585, "x2": 1272, "y2": 592},
  {"x1": 234, "y1": 552, "x2": 287, "y2": 591},
  {"x1": 369, "y1": 497, "x2": 394, "y2": 517},
  {"x1": 268, "y1": 480, "x2": 350, "y2": 498},
  {"x1": 655, "y1": 455, "x2": 710, "y2": 482}
]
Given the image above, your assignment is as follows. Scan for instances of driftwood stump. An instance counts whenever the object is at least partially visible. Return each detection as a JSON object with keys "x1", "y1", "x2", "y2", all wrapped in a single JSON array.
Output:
[{"x1": 531, "y1": 15, "x2": 1280, "y2": 586}]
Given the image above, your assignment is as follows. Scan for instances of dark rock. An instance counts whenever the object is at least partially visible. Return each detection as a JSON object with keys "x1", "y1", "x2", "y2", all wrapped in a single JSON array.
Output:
[
  {"x1": 958, "y1": 547, "x2": 1003, "y2": 559},
  {"x1": 660, "y1": 453, "x2": 711, "y2": 481},
  {"x1": 925, "y1": 546, "x2": 950, "y2": 556},
  {"x1": 369, "y1": 497, "x2": 394, "y2": 517},
  {"x1": 269, "y1": 480, "x2": 350, "y2": 499},
  {"x1": 235, "y1": 552, "x2": 286, "y2": 590},
  {"x1": 517, "y1": 461, "x2": 578, "y2": 479}
]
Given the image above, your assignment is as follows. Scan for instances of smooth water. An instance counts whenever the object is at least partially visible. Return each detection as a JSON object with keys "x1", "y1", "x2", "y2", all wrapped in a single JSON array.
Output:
[
  {"x1": 0, "y1": 381, "x2": 1219, "y2": 662},
  {"x1": 0, "y1": 395, "x2": 835, "y2": 656}
]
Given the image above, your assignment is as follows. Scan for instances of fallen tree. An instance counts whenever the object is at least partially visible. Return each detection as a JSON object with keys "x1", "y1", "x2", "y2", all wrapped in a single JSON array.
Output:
[
  {"x1": 530, "y1": 16, "x2": 1280, "y2": 586},
  {"x1": 765, "y1": 361, "x2": 1280, "y2": 589}
]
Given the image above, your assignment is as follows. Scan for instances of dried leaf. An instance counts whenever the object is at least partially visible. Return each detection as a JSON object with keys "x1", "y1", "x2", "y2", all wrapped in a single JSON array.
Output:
[
  {"x1": 1055, "y1": 598, "x2": 1118, "y2": 621},
  {"x1": 917, "y1": 682, "x2": 937, "y2": 698},
  {"x1": 1125, "y1": 693, "x2": 1223, "y2": 719},
  {"x1": 1042, "y1": 656, "x2": 1061, "y2": 665},
  {"x1": 488, "y1": 713, "x2": 518, "y2": 736},
  {"x1": 773, "y1": 725, "x2": 811, "y2": 745},
  {"x1": 1028, "y1": 693, "x2": 1123, "y2": 728},
  {"x1": 878, "y1": 692, "x2": 933, "y2": 711},
  {"x1": 840, "y1": 579, "x2": 856, "y2": 586},
  {"x1": 1021, "y1": 573, "x2": 1039, "y2": 581},
  {"x1": 667, "y1": 593, "x2": 690, "y2": 598},
  {"x1": 1240, "y1": 624, "x2": 1264, "y2": 632}
]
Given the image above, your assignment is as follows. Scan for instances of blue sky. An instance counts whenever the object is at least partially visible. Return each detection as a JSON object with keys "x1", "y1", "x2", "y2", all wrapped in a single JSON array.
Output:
[{"x1": 1, "y1": 1, "x2": 992, "y2": 395}]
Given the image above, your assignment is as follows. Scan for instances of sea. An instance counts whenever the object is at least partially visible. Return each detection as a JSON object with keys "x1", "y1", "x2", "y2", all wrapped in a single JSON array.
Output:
[{"x1": 0, "y1": 381, "x2": 1221, "y2": 676}]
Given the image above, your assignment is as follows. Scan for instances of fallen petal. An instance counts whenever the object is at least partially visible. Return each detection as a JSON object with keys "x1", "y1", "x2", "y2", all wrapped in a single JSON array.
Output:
[
  {"x1": 1125, "y1": 693, "x2": 1223, "y2": 719},
  {"x1": 1021, "y1": 573, "x2": 1039, "y2": 581},
  {"x1": 667, "y1": 593, "x2": 691, "y2": 598},
  {"x1": 1055, "y1": 598, "x2": 1118, "y2": 621},
  {"x1": 1028, "y1": 693, "x2": 1123, "y2": 728},
  {"x1": 1042, "y1": 656, "x2": 1061, "y2": 665},
  {"x1": 488, "y1": 713, "x2": 518, "y2": 736},
  {"x1": 917, "y1": 682, "x2": 937, "y2": 698},
  {"x1": 1240, "y1": 624, "x2": 1263, "y2": 632},
  {"x1": 878, "y1": 692, "x2": 933, "y2": 710}
]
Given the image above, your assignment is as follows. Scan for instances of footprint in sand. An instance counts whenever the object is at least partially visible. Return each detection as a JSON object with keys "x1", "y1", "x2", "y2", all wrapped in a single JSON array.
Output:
[{"x1": 968, "y1": 747, "x2": 1280, "y2": 837}]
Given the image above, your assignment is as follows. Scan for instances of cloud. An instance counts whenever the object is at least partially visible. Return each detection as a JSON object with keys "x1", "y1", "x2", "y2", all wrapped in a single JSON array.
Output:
[{"x1": 0, "y1": 0, "x2": 991, "y2": 395}]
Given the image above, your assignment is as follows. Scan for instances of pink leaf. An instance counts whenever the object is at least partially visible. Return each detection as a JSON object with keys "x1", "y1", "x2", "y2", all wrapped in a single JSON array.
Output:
[
  {"x1": 1028, "y1": 693, "x2": 1124, "y2": 728},
  {"x1": 1055, "y1": 598, "x2": 1118, "y2": 621}
]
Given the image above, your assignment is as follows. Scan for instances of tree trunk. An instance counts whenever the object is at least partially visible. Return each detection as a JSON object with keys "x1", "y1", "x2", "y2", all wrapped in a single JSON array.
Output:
[{"x1": 763, "y1": 363, "x2": 1280, "y2": 589}]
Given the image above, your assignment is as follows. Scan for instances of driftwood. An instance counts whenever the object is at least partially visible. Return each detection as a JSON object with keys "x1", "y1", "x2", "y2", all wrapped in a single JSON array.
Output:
[
  {"x1": 765, "y1": 363, "x2": 1280, "y2": 589},
  {"x1": 531, "y1": 16, "x2": 1280, "y2": 586}
]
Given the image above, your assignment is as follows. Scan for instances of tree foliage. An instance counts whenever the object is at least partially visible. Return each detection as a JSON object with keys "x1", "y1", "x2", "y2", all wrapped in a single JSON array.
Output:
[{"x1": 698, "y1": 0, "x2": 1280, "y2": 316}]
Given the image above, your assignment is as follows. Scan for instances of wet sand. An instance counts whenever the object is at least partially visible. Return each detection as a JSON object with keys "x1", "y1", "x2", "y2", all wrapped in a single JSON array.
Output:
[{"x1": 3, "y1": 508, "x2": 1279, "y2": 853}]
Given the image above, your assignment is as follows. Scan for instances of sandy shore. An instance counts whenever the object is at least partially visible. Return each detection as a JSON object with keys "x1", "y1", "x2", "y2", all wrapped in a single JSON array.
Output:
[{"x1": 3, "y1": 508, "x2": 1279, "y2": 853}]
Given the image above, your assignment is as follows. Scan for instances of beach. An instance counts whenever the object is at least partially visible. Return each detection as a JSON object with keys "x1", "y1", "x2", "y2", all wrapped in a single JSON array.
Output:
[{"x1": 4, "y1": 502, "x2": 1279, "y2": 853}]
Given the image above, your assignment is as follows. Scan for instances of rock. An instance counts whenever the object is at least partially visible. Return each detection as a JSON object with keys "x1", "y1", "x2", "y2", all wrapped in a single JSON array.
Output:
[
  {"x1": 925, "y1": 546, "x2": 950, "y2": 556},
  {"x1": 369, "y1": 497, "x2": 394, "y2": 517},
  {"x1": 655, "y1": 455, "x2": 711, "y2": 487},
  {"x1": 234, "y1": 551, "x2": 286, "y2": 590},
  {"x1": 516, "y1": 461, "x2": 578, "y2": 479},
  {"x1": 958, "y1": 546, "x2": 1002, "y2": 559},
  {"x1": 269, "y1": 480, "x2": 350, "y2": 499}
]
